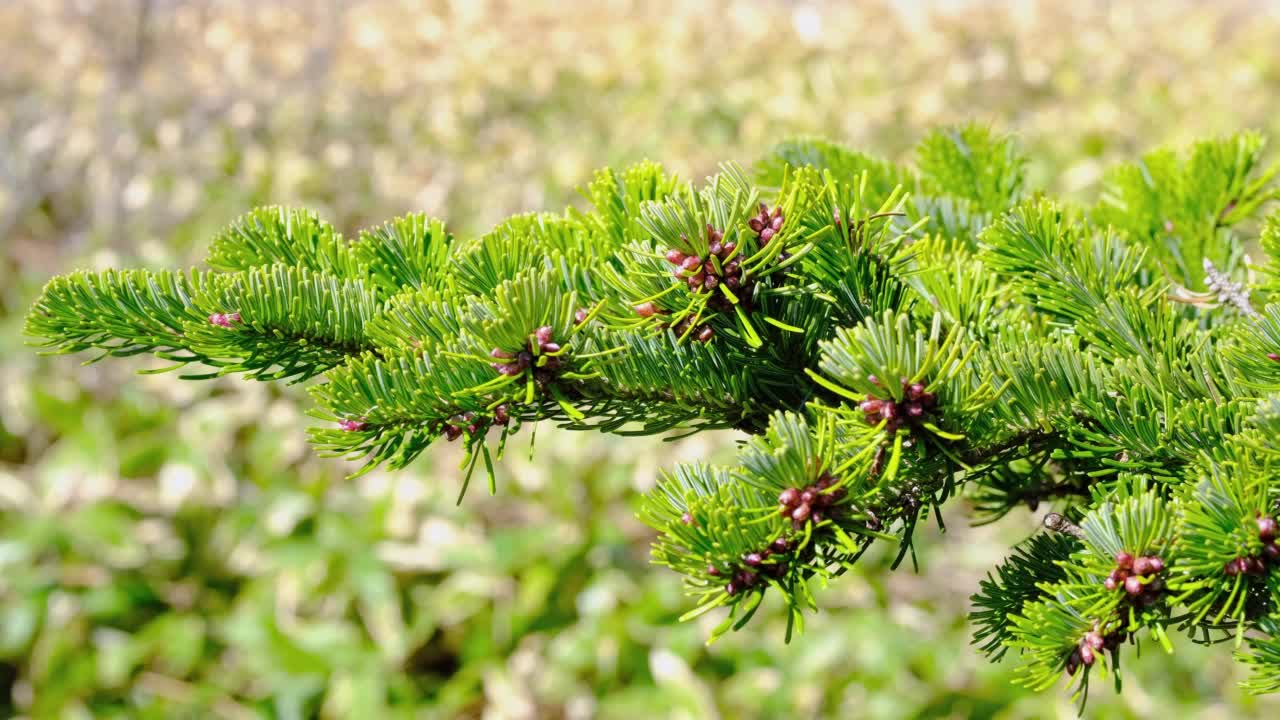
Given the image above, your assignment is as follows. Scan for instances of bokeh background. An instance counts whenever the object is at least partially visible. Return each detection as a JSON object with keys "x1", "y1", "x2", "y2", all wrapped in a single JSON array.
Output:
[{"x1": 3, "y1": 1, "x2": 1280, "y2": 718}]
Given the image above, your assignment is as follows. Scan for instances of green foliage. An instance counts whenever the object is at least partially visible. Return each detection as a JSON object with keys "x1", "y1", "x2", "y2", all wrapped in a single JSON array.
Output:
[
  {"x1": 1094, "y1": 132, "x2": 1280, "y2": 289},
  {"x1": 23, "y1": 124, "x2": 1280, "y2": 707},
  {"x1": 917, "y1": 125, "x2": 1027, "y2": 216}
]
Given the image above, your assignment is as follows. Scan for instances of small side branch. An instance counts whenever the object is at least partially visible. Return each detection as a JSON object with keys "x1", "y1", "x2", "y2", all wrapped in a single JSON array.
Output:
[{"x1": 1042, "y1": 512, "x2": 1085, "y2": 539}]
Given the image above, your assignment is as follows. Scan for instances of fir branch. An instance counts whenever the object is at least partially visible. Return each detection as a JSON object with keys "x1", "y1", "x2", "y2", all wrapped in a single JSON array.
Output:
[{"x1": 25, "y1": 127, "x2": 1280, "y2": 704}]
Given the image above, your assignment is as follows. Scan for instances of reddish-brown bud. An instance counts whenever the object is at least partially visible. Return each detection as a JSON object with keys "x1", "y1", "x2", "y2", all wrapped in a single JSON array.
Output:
[
  {"x1": 1114, "y1": 551, "x2": 1135, "y2": 570},
  {"x1": 338, "y1": 418, "x2": 367, "y2": 432},
  {"x1": 634, "y1": 302, "x2": 658, "y2": 318},
  {"x1": 778, "y1": 488, "x2": 800, "y2": 506},
  {"x1": 697, "y1": 325, "x2": 714, "y2": 343},
  {"x1": 1132, "y1": 556, "x2": 1155, "y2": 576},
  {"x1": 1078, "y1": 643, "x2": 1095, "y2": 667},
  {"x1": 575, "y1": 308, "x2": 590, "y2": 324},
  {"x1": 535, "y1": 326, "x2": 554, "y2": 345},
  {"x1": 743, "y1": 553, "x2": 763, "y2": 567},
  {"x1": 665, "y1": 249, "x2": 687, "y2": 265},
  {"x1": 791, "y1": 504, "x2": 812, "y2": 523},
  {"x1": 771, "y1": 537, "x2": 791, "y2": 553},
  {"x1": 1084, "y1": 632, "x2": 1105, "y2": 650},
  {"x1": 1124, "y1": 575, "x2": 1143, "y2": 595},
  {"x1": 1257, "y1": 516, "x2": 1277, "y2": 542},
  {"x1": 1245, "y1": 556, "x2": 1268, "y2": 575}
]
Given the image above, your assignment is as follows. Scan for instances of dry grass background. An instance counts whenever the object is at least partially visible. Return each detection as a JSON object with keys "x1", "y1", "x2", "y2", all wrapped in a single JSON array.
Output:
[{"x1": 3, "y1": 1, "x2": 1280, "y2": 718}]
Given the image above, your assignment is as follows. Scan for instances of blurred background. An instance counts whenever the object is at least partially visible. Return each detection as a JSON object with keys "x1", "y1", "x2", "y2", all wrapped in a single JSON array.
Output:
[{"x1": 3, "y1": 1, "x2": 1280, "y2": 718}]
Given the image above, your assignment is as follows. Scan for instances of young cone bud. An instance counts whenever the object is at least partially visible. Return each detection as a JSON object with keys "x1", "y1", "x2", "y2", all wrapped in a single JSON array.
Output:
[
  {"x1": 1124, "y1": 575, "x2": 1143, "y2": 595},
  {"x1": 1257, "y1": 516, "x2": 1277, "y2": 542},
  {"x1": 1132, "y1": 556, "x2": 1155, "y2": 576},
  {"x1": 1066, "y1": 649, "x2": 1081, "y2": 676},
  {"x1": 1078, "y1": 643, "x2": 1095, "y2": 667}
]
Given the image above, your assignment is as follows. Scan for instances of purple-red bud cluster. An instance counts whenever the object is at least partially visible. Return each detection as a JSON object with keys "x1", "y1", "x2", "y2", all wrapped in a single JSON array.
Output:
[
  {"x1": 490, "y1": 326, "x2": 564, "y2": 381},
  {"x1": 748, "y1": 202, "x2": 784, "y2": 246},
  {"x1": 860, "y1": 378, "x2": 938, "y2": 433},
  {"x1": 1103, "y1": 550, "x2": 1165, "y2": 607},
  {"x1": 666, "y1": 223, "x2": 745, "y2": 298},
  {"x1": 338, "y1": 418, "x2": 367, "y2": 432},
  {"x1": 1066, "y1": 628, "x2": 1126, "y2": 676},
  {"x1": 777, "y1": 472, "x2": 846, "y2": 530},
  {"x1": 715, "y1": 536, "x2": 793, "y2": 596},
  {"x1": 1223, "y1": 514, "x2": 1280, "y2": 576},
  {"x1": 208, "y1": 311, "x2": 241, "y2": 328}
]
